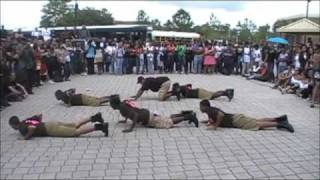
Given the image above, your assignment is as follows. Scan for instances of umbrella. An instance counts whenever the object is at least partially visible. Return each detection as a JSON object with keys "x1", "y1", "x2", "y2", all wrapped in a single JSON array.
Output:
[{"x1": 267, "y1": 37, "x2": 288, "y2": 44}]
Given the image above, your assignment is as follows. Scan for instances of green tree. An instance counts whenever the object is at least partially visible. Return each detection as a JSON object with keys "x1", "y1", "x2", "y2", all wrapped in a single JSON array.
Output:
[
  {"x1": 40, "y1": 0, "x2": 72, "y2": 27},
  {"x1": 73, "y1": 8, "x2": 114, "y2": 26},
  {"x1": 172, "y1": 9, "x2": 194, "y2": 31},
  {"x1": 150, "y1": 19, "x2": 162, "y2": 29},
  {"x1": 163, "y1": 20, "x2": 176, "y2": 31},
  {"x1": 208, "y1": 13, "x2": 221, "y2": 31},
  {"x1": 236, "y1": 18, "x2": 257, "y2": 42},
  {"x1": 253, "y1": 24, "x2": 270, "y2": 42},
  {"x1": 136, "y1": 10, "x2": 150, "y2": 24}
]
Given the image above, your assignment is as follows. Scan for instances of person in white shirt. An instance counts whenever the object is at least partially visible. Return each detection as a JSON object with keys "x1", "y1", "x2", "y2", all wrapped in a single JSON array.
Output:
[
  {"x1": 242, "y1": 43, "x2": 251, "y2": 75},
  {"x1": 252, "y1": 44, "x2": 262, "y2": 68},
  {"x1": 41, "y1": 27, "x2": 51, "y2": 42},
  {"x1": 146, "y1": 45, "x2": 154, "y2": 74},
  {"x1": 31, "y1": 28, "x2": 41, "y2": 39},
  {"x1": 104, "y1": 42, "x2": 116, "y2": 73}
]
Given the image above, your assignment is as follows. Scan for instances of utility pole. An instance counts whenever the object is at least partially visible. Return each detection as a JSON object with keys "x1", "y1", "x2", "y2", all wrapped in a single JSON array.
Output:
[
  {"x1": 74, "y1": 0, "x2": 79, "y2": 38},
  {"x1": 305, "y1": 0, "x2": 311, "y2": 44}
]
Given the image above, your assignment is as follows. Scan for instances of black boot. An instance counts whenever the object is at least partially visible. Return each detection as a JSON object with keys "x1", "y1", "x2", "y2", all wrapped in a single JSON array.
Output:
[
  {"x1": 184, "y1": 112, "x2": 199, "y2": 128},
  {"x1": 275, "y1": 115, "x2": 288, "y2": 123},
  {"x1": 277, "y1": 120, "x2": 294, "y2": 133},
  {"x1": 226, "y1": 89, "x2": 234, "y2": 101},
  {"x1": 91, "y1": 112, "x2": 104, "y2": 123},
  {"x1": 94, "y1": 123, "x2": 109, "y2": 137},
  {"x1": 172, "y1": 83, "x2": 181, "y2": 101}
]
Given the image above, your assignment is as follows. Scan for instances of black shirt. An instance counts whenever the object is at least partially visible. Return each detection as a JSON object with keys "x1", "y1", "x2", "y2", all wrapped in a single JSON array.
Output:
[
  {"x1": 267, "y1": 49, "x2": 276, "y2": 63},
  {"x1": 141, "y1": 77, "x2": 170, "y2": 92},
  {"x1": 118, "y1": 102, "x2": 150, "y2": 125},
  {"x1": 207, "y1": 107, "x2": 234, "y2": 128}
]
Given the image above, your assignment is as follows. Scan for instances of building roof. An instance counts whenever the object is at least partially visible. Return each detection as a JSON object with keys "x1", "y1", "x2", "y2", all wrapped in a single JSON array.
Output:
[
  {"x1": 152, "y1": 30, "x2": 200, "y2": 38},
  {"x1": 19, "y1": 24, "x2": 152, "y2": 32},
  {"x1": 276, "y1": 18, "x2": 320, "y2": 33},
  {"x1": 276, "y1": 14, "x2": 319, "y2": 21}
]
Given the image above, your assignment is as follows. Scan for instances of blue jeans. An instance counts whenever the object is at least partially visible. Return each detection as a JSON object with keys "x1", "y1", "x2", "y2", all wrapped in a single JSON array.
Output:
[
  {"x1": 122, "y1": 57, "x2": 128, "y2": 74},
  {"x1": 193, "y1": 55, "x2": 203, "y2": 73},
  {"x1": 116, "y1": 57, "x2": 123, "y2": 75},
  {"x1": 64, "y1": 62, "x2": 71, "y2": 80},
  {"x1": 139, "y1": 56, "x2": 145, "y2": 74},
  {"x1": 147, "y1": 57, "x2": 154, "y2": 74}
]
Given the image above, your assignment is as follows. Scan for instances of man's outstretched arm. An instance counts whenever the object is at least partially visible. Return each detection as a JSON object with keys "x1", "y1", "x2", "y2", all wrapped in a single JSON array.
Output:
[{"x1": 131, "y1": 89, "x2": 144, "y2": 100}]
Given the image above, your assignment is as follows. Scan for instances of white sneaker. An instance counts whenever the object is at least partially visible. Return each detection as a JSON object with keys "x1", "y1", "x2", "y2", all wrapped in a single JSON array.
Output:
[
  {"x1": 81, "y1": 72, "x2": 88, "y2": 76},
  {"x1": 49, "y1": 80, "x2": 55, "y2": 84}
]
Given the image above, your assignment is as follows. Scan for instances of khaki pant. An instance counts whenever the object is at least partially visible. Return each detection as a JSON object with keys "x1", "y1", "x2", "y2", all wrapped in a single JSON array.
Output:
[
  {"x1": 148, "y1": 114, "x2": 174, "y2": 129},
  {"x1": 81, "y1": 94, "x2": 102, "y2": 106},
  {"x1": 232, "y1": 114, "x2": 259, "y2": 131},
  {"x1": 158, "y1": 80, "x2": 171, "y2": 101},
  {"x1": 45, "y1": 122, "x2": 78, "y2": 137},
  {"x1": 198, "y1": 88, "x2": 214, "y2": 100}
]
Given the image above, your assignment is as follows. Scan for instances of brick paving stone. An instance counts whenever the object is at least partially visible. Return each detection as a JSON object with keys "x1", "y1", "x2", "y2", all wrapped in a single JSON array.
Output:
[{"x1": 1, "y1": 74, "x2": 319, "y2": 179}]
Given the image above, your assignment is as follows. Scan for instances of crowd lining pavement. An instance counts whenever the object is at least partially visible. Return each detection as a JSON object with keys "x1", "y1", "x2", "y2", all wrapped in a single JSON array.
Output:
[{"x1": 1, "y1": 74, "x2": 319, "y2": 179}]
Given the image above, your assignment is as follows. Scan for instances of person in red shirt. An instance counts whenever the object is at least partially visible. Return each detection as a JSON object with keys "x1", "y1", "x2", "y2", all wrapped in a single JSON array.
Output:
[{"x1": 166, "y1": 42, "x2": 176, "y2": 73}]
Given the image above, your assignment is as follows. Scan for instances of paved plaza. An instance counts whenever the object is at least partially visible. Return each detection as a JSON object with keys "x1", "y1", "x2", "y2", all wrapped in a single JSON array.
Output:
[{"x1": 0, "y1": 74, "x2": 319, "y2": 179}]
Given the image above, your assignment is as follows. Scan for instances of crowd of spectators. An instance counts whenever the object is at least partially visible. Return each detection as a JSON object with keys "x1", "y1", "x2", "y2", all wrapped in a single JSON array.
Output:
[{"x1": 1, "y1": 25, "x2": 319, "y2": 110}]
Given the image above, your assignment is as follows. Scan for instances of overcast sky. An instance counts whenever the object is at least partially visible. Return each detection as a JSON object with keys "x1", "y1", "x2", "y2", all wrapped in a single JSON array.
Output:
[{"x1": 1, "y1": 1, "x2": 319, "y2": 30}]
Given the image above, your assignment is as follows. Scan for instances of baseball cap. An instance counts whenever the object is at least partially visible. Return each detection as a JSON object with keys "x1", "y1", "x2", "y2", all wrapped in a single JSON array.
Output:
[{"x1": 137, "y1": 76, "x2": 144, "y2": 84}]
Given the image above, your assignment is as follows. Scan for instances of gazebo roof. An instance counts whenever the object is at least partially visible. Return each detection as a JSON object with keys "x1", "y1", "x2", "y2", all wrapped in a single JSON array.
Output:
[{"x1": 277, "y1": 18, "x2": 320, "y2": 33}]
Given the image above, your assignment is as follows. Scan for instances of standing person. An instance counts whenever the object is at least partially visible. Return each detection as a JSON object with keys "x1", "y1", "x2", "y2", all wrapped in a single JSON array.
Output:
[
  {"x1": 17, "y1": 38, "x2": 35, "y2": 94},
  {"x1": 31, "y1": 28, "x2": 41, "y2": 40},
  {"x1": 266, "y1": 44, "x2": 277, "y2": 82},
  {"x1": 85, "y1": 40, "x2": 96, "y2": 75},
  {"x1": 185, "y1": 43, "x2": 193, "y2": 74},
  {"x1": 277, "y1": 48, "x2": 289, "y2": 75},
  {"x1": 234, "y1": 44, "x2": 243, "y2": 75},
  {"x1": 153, "y1": 43, "x2": 159, "y2": 72},
  {"x1": 115, "y1": 42, "x2": 125, "y2": 75},
  {"x1": 104, "y1": 42, "x2": 115, "y2": 73},
  {"x1": 157, "y1": 44, "x2": 165, "y2": 74},
  {"x1": 127, "y1": 43, "x2": 137, "y2": 74},
  {"x1": 176, "y1": 41, "x2": 186, "y2": 74},
  {"x1": 41, "y1": 27, "x2": 51, "y2": 42},
  {"x1": 33, "y1": 43, "x2": 42, "y2": 86},
  {"x1": 199, "y1": 100, "x2": 294, "y2": 133},
  {"x1": 79, "y1": 25, "x2": 91, "y2": 40},
  {"x1": 166, "y1": 42, "x2": 176, "y2": 73},
  {"x1": 146, "y1": 45, "x2": 154, "y2": 74},
  {"x1": 46, "y1": 47, "x2": 59, "y2": 84},
  {"x1": 9, "y1": 113, "x2": 109, "y2": 140},
  {"x1": 221, "y1": 43, "x2": 235, "y2": 75},
  {"x1": 214, "y1": 42, "x2": 223, "y2": 73},
  {"x1": 95, "y1": 47, "x2": 104, "y2": 75},
  {"x1": 60, "y1": 45, "x2": 71, "y2": 81},
  {"x1": 310, "y1": 44, "x2": 320, "y2": 108},
  {"x1": 242, "y1": 43, "x2": 251, "y2": 76},
  {"x1": 203, "y1": 42, "x2": 216, "y2": 74},
  {"x1": 122, "y1": 41, "x2": 130, "y2": 74},
  {"x1": 252, "y1": 44, "x2": 262, "y2": 68},
  {"x1": 299, "y1": 45, "x2": 308, "y2": 70},
  {"x1": 136, "y1": 43, "x2": 145, "y2": 74},
  {"x1": 192, "y1": 41, "x2": 204, "y2": 74}
]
